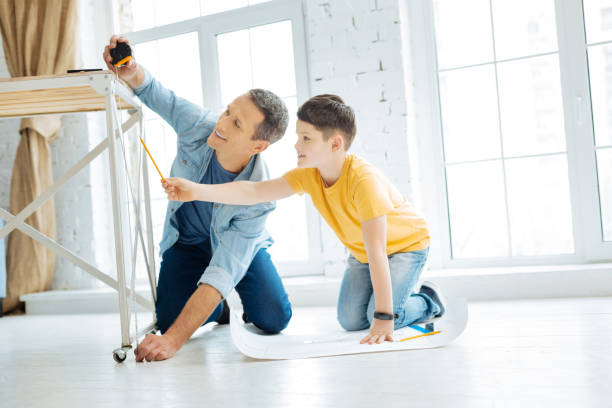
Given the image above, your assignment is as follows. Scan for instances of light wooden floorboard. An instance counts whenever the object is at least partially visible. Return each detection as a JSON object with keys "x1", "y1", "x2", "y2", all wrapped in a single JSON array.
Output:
[{"x1": 1, "y1": 297, "x2": 611, "y2": 408}]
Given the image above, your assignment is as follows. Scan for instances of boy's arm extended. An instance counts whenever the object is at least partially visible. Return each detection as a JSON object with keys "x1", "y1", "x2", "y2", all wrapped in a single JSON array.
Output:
[
  {"x1": 163, "y1": 176, "x2": 295, "y2": 205},
  {"x1": 360, "y1": 214, "x2": 395, "y2": 345}
]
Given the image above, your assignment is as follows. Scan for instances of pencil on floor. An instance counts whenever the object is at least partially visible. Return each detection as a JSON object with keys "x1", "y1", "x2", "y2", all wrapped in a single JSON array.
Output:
[
  {"x1": 399, "y1": 330, "x2": 441, "y2": 342},
  {"x1": 139, "y1": 137, "x2": 165, "y2": 182}
]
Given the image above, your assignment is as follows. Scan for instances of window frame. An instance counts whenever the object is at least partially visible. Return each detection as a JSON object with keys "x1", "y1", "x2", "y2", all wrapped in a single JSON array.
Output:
[
  {"x1": 408, "y1": 0, "x2": 612, "y2": 269},
  {"x1": 123, "y1": 0, "x2": 324, "y2": 277}
]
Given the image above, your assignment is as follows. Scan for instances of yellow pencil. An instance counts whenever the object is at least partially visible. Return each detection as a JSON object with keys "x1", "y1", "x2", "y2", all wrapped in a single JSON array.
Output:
[
  {"x1": 399, "y1": 330, "x2": 441, "y2": 342},
  {"x1": 139, "y1": 137, "x2": 165, "y2": 182}
]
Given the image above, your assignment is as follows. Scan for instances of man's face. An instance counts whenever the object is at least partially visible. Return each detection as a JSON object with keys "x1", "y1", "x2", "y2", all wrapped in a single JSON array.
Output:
[
  {"x1": 208, "y1": 93, "x2": 268, "y2": 157},
  {"x1": 294, "y1": 120, "x2": 335, "y2": 168}
]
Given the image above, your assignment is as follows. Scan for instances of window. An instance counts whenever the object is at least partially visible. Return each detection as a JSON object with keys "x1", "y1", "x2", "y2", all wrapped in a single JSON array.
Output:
[
  {"x1": 216, "y1": 21, "x2": 309, "y2": 265},
  {"x1": 584, "y1": 0, "x2": 612, "y2": 242},
  {"x1": 410, "y1": 0, "x2": 612, "y2": 268},
  {"x1": 130, "y1": 0, "x2": 272, "y2": 31},
  {"x1": 123, "y1": 0, "x2": 320, "y2": 277}
]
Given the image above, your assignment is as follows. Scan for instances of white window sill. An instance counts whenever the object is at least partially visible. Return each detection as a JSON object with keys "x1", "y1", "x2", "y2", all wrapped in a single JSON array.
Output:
[{"x1": 17, "y1": 263, "x2": 612, "y2": 315}]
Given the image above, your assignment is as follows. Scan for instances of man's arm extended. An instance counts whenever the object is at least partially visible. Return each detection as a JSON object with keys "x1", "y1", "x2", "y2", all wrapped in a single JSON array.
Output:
[
  {"x1": 103, "y1": 35, "x2": 207, "y2": 136},
  {"x1": 135, "y1": 284, "x2": 222, "y2": 362},
  {"x1": 163, "y1": 176, "x2": 295, "y2": 205}
]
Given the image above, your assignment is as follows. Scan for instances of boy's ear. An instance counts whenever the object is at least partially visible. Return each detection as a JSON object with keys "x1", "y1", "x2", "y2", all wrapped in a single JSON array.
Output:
[
  {"x1": 252, "y1": 140, "x2": 270, "y2": 154},
  {"x1": 330, "y1": 133, "x2": 344, "y2": 152}
]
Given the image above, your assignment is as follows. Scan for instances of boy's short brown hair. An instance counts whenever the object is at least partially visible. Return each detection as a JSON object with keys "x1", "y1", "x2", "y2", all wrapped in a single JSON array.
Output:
[{"x1": 297, "y1": 94, "x2": 356, "y2": 150}]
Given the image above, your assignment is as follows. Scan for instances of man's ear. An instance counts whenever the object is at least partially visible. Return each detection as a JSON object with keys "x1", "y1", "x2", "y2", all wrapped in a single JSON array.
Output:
[{"x1": 252, "y1": 140, "x2": 270, "y2": 154}]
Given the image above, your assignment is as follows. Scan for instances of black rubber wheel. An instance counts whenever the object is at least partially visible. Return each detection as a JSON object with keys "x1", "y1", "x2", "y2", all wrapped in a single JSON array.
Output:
[{"x1": 113, "y1": 349, "x2": 127, "y2": 363}]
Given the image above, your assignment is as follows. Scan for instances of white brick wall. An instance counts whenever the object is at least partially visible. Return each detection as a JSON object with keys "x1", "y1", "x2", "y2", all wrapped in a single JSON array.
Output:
[{"x1": 304, "y1": 0, "x2": 417, "y2": 275}]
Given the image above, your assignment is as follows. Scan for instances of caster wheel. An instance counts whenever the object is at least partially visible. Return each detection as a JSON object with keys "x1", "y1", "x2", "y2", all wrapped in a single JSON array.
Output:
[{"x1": 113, "y1": 348, "x2": 127, "y2": 363}]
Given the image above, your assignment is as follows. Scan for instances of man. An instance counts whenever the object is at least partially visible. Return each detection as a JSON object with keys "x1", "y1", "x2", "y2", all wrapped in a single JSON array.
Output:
[{"x1": 102, "y1": 35, "x2": 292, "y2": 362}]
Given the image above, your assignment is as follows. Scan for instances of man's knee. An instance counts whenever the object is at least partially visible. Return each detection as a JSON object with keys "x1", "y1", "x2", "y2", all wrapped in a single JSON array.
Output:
[
  {"x1": 155, "y1": 311, "x2": 172, "y2": 334},
  {"x1": 155, "y1": 300, "x2": 179, "y2": 334},
  {"x1": 249, "y1": 300, "x2": 292, "y2": 334}
]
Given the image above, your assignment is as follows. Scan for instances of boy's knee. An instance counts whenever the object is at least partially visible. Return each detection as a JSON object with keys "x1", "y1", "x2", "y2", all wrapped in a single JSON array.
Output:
[{"x1": 337, "y1": 309, "x2": 368, "y2": 332}]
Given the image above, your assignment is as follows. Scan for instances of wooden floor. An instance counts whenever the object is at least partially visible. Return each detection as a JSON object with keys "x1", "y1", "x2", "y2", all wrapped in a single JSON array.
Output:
[{"x1": 1, "y1": 297, "x2": 611, "y2": 408}]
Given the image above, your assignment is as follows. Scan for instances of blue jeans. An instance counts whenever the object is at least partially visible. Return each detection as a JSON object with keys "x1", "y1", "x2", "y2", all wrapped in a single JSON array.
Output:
[
  {"x1": 156, "y1": 240, "x2": 292, "y2": 334},
  {"x1": 337, "y1": 248, "x2": 439, "y2": 331}
]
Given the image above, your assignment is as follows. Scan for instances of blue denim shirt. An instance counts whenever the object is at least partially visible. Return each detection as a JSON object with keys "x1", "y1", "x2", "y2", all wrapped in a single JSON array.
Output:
[{"x1": 133, "y1": 68, "x2": 275, "y2": 299}]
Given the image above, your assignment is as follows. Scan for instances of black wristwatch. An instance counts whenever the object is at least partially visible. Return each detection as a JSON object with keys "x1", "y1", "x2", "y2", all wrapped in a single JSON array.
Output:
[{"x1": 373, "y1": 311, "x2": 398, "y2": 321}]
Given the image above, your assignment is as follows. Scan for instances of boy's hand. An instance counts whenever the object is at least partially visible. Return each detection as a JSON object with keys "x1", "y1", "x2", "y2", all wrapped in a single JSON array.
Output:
[
  {"x1": 163, "y1": 177, "x2": 199, "y2": 202},
  {"x1": 361, "y1": 318, "x2": 394, "y2": 345}
]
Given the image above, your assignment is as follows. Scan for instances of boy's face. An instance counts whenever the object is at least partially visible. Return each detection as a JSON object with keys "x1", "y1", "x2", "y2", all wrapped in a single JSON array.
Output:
[
  {"x1": 208, "y1": 93, "x2": 268, "y2": 157},
  {"x1": 295, "y1": 120, "x2": 336, "y2": 168}
]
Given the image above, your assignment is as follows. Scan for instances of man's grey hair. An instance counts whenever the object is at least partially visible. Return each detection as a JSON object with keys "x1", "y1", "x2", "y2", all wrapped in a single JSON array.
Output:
[{"x1": 248, "y1": 89, "x2": 289, "y2": 144}]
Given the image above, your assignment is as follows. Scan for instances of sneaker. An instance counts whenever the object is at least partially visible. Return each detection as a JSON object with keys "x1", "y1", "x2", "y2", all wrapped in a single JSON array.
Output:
[
  {"x1": 418, "y1": 280, "x2": 447, "y2": 319},
  {"x1": 217, "y1": 299, "x2": 230, "y2": 325}
]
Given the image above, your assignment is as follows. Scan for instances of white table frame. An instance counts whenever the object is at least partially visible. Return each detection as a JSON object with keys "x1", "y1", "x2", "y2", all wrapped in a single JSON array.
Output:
[{"x1": 0, "y1": 71, "x2": 157, "y2": 362}]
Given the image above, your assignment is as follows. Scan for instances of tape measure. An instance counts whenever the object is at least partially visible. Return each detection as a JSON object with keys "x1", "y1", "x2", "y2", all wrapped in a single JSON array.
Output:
[{"x1": 110, "y1": 41, "x2": 132, "y2": 67}]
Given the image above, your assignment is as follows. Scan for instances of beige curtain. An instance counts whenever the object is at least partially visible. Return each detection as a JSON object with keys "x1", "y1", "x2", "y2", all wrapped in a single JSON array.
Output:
[{"x1": 0, "y1": 0, "x2": 77, "y2": 313}]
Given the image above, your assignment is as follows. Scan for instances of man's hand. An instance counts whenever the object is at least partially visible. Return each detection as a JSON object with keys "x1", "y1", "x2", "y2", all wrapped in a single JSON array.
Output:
[
  {"x1": 360, "y1": 318, "x2": 394, "y2": 345},
  {"x1": 163, "y1": 177, "x2": 200, "y2": 202},
  {"x1": 135, "y1": 333, "x2": 181, "y2": 362},
  {"x1": 102, "y1": 35, "x2": 144, "y2": 88}
]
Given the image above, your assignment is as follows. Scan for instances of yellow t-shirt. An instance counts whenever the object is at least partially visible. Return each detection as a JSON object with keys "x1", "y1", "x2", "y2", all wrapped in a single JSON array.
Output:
[{"x1": 283, "y1": 155, "x2": 430, "y2": 263}]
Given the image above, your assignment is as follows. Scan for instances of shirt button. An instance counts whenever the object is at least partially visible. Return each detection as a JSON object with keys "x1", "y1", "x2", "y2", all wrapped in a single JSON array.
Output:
[{"x1": 183, "y1": 159, "x2": 186, "y2": 164}]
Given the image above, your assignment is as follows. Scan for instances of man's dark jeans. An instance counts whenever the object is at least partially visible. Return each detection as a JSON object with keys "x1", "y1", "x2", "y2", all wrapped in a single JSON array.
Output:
[{"x1": 155, "y1": 240, "x2": 292, "y2": 334}]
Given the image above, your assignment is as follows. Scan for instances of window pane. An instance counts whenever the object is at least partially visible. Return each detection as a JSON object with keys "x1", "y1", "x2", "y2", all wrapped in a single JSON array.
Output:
[
  {"x1": 217, "y1": 30, "x2": 253, "y2": 107},
  {"x1": 433, "y1": 0, "x2": 494, "y2": 69},
  {"x1": 216, "y1": 23, "x2": 309, "y2": 266},
  {"x1": 132, "y1": 0, "x2": 200, "y2": 31},
  {"x1": 439, "y1": 65, "x2": 501, "y2": 163},
  {"x1": 587, "y1": 43, "x2": 612, "y2": 147},
  {"x1": 446, "y1": 161, "x2": 509, "y2": 258},
  {"x1": 131, "y1": 0, "x2": 271, "y2": 30},
  {"x1": 200, "y1": 0, "x2": 248, "y2": 15},
  {"x1": 134, "y1": 32, "x2": 202, "y2": 273},
  {"x1": 497, "y1": 55, "x2": 566, "y2": 157},
  {"x1": 583, "y1": 0, "x2": 612, "y2": 44},
  {"x1": 265, "y1": 97, "x2": 308, "y2": 262},
  {"x1": 131, "y1": 0, "x2": 157, "y2": 31},
  {"x1": 133, "y1": 41, "x2": 160, "y2": 79},
  {"x1": 158, "y1": 34, "x2": 203, "y2": 106},
  {"x1": 144, "y1": 119, "x2": 177, "y2": 198},
  {"x1": 491, "y1": 0, "x2": 558, "y2": 61},
  {"x1": 597, "y1": 148, "x2": 612, "y2": 241},
  {"x1": 250, "y1": 21, "x2": 296, "y2": 98},
  {"x1": 505, "y1": 155, "x2": 574, "y2": 256},
  {"x1": 154, "y1": 0, "x2": 200, "y2": 27}
]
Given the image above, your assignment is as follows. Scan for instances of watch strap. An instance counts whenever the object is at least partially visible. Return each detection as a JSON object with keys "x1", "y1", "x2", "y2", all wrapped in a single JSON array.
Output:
[{"x1": 373, "y1": 311, "x2": 398, "y2": 320}]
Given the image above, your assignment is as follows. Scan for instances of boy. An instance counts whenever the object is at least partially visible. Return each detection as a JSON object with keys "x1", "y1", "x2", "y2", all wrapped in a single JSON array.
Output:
[{"x1": 163, "y1": 94, "x2": 446, "y2": 344}]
